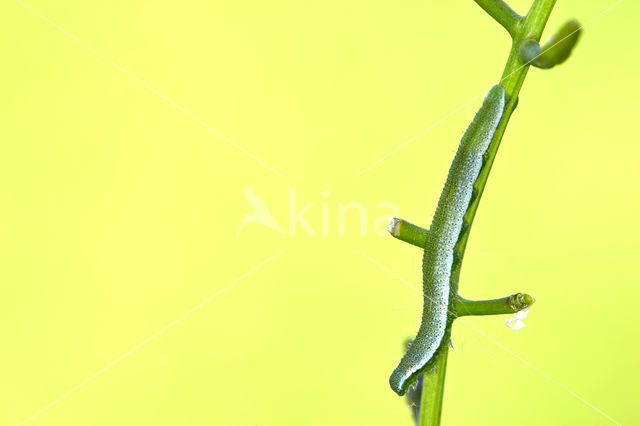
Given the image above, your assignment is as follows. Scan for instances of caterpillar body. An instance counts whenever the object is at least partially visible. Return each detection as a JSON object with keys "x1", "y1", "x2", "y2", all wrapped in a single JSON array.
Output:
[{"x1": 389, "y1": 84, "x2": 506, "y2": 395}]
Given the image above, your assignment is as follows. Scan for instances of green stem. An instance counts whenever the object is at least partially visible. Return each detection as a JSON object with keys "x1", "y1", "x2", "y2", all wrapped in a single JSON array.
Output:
[
  {"x1": 418, "y1": 1, "x2": 556, "y2": 425},
  {"x1": 386, "y1": 217, "x2": 429, "y2": 248},
  {"x1": 473, "y1": 0, "x2": 521, "y2": 37},
  {"x1": 455, "y1": 0, "x2": 557, "y2": 265},
  {"x1": 418, "y1": 346, "x2": 449, "y2": 426},
  {"x1": 520, "y1": 19, "x2": 582, "y2": 69},
  {"x1": 454, "y1": 293, "x2": 535, "y2": 316}
]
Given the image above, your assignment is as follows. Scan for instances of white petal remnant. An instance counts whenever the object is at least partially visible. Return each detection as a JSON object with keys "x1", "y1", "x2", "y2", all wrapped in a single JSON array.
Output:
[
  {"x1": 386, "y1": 217, "x2": 400, "y2": 235},
  {"x1": 505, "y1": 307, "x2": 530, "y2": 330}
]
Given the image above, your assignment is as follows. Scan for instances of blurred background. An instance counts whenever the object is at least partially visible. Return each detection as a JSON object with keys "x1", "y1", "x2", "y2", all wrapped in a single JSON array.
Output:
[{"x1": 1, "y1": 0, "x2": 637, "y2": 424}]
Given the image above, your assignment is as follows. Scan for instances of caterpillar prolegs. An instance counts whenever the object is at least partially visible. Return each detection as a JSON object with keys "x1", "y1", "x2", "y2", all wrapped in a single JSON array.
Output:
[{"x1": 389, "y1": 85, "x2": 506, "y2": 395}]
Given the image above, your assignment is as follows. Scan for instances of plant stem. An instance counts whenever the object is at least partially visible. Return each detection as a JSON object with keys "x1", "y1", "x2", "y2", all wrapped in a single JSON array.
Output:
[
  {"x1": 473, "y1": 0, "x2": 521, "y2": 37},
  {"x1": 519, "y1": 19, "x2": 582, "y2": 69},
  {"x1": 386, "y1": 218, "x2": 429, "y2": 248},
  {"x1": 455, "y1": 293, "x2": 535, "y2": 316},
  {"x1": 455, "y1": 0, "x2": 557, "y2": 269},
  {"x1": 417, "y1": 1, "x2": 557, "y2": 425},
  {"x1": 417, "y1": 346, "x2": 449, "y2": 426}
]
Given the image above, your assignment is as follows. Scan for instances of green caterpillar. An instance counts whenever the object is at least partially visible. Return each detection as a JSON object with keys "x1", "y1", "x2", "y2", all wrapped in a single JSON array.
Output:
[{"x1": 389, "y1": 84, "x2": 506, "y2": 395}]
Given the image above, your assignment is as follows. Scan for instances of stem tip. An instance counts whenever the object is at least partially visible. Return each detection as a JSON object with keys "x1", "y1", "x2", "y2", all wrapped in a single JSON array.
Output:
[{"x1": 508, "y1": 292, "x2": 536, "y2": 311}]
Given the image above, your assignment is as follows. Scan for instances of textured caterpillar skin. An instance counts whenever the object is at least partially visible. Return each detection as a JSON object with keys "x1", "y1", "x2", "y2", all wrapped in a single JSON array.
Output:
[{"x1": 389, "y1": 85, "x2": 506, "y2": 395}]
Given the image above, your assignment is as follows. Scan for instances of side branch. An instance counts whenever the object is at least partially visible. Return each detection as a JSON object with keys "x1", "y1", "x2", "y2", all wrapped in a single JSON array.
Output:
[
  {"x1": 519, "y1": 19, "x2": 582, "y2": 69},
  {"x1": 386, "y1": 218, "x2": 429, "y2": 249},
  {"x1": 454, "y1": 293, "x2": 535, "y2": 316},
  {"x1": 474, "y1": 0, "x2": 521, "y2": 37}
]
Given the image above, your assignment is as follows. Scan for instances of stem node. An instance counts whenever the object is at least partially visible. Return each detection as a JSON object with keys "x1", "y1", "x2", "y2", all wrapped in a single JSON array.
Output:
[{"x1": 474, "y1": 0, "x2": 522, "y2": 38}]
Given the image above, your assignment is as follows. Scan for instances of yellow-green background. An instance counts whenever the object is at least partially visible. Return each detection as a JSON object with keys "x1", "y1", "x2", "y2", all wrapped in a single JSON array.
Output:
[{"x1": 1, "y1": 0, "x2": 637, "y2": 424}]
